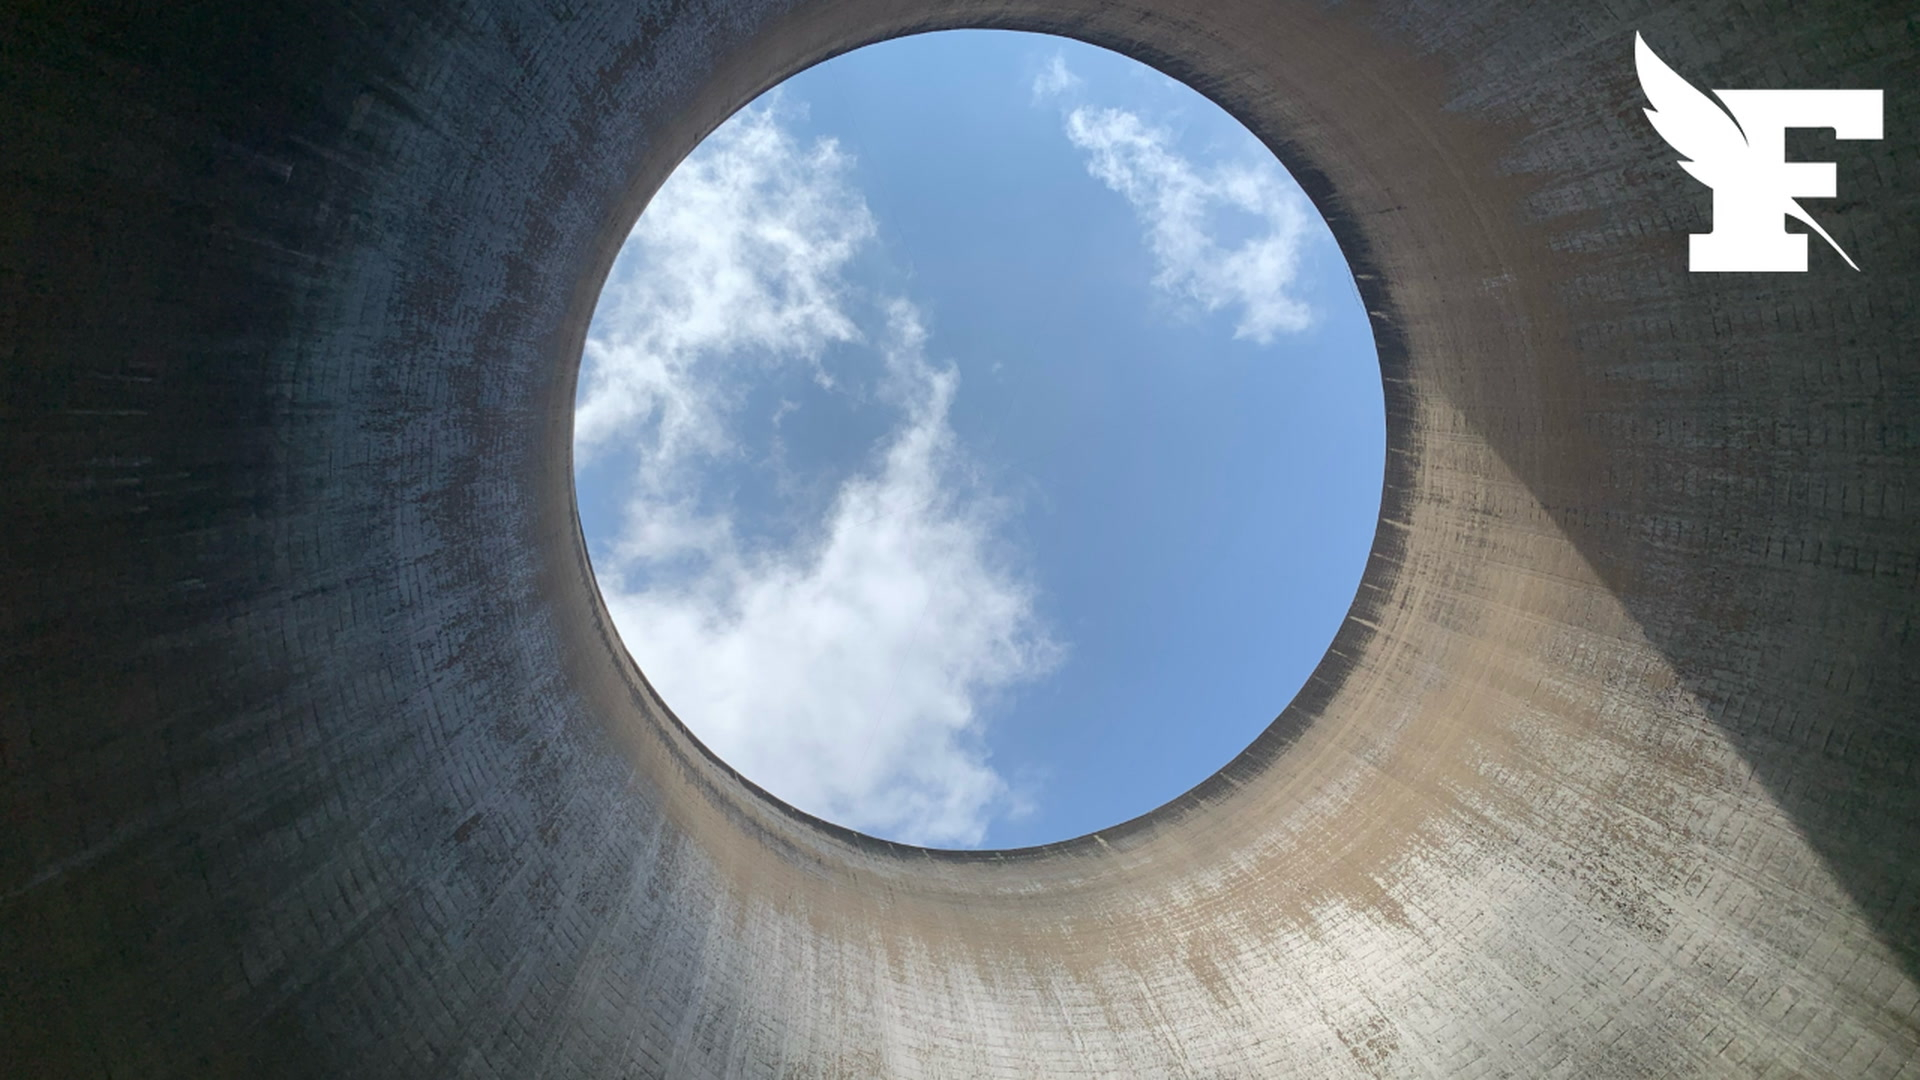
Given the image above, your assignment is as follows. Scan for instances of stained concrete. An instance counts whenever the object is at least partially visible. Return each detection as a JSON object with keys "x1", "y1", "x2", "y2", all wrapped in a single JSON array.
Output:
[{"x1": 3, "y1": 0, "x2": 1917, "y2": 1077}]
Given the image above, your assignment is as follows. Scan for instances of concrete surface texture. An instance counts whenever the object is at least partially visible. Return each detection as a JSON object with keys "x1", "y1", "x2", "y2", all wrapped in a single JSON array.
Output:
[{"x1": 3, "y1": 0, "x2": 1916, "y2": 1077}]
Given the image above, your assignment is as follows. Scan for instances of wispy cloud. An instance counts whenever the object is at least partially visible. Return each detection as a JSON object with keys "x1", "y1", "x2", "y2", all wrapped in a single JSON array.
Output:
[
  {"x1": 1043, "y1": 59, "x2": 1314, "y2": 343},
  {"x1": 575, "y1": 102, "x2": 874, "y2": 479},
  {"x1": 577, "y1": 102, "x2": 1057, "y2": 847},
  {"x1": 1031, "y1": 52, "x2": 1083, "y2": 102}
]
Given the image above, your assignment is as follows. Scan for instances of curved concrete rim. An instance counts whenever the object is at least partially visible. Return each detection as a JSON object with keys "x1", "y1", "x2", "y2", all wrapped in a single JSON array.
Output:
[
  {"x1": 592, "y1": 29, "x2": 1403, "y2": 859},
  {"x1": 3, "y1": 1, "x2": 1916, "y2": 1077},
  {"x1": 573, "y1": 15, "x2": 1423, "y2": 871}
]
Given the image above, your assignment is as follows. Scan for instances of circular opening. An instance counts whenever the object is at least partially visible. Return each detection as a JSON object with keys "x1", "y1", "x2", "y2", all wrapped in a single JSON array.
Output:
[{"x1": 574, "y1": 30, "x2": 1384, "y2": 848}]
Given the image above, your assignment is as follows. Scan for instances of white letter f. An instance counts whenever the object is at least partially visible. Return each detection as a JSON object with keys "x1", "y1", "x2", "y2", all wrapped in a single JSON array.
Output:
[{"x1": 1636, "y1": 33, "x2": 1881, "y2": 272}]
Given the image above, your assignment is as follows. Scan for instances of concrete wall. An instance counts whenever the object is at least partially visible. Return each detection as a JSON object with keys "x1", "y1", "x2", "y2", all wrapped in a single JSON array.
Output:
[{"x1": 3, "y1": 0, "x2": 1915, "y2": 1076}]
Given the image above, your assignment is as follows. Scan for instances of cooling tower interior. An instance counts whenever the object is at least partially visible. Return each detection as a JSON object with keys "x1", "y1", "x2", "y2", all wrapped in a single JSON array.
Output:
[{"x1": 3, "y1": 0, "x2": 1916, "y2": 1076}]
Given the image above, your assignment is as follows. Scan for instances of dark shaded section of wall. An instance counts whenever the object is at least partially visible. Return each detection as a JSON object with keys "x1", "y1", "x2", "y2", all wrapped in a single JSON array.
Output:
[{"x1": 3, "y1": 0, "x2": 1915, "y2": 1077}]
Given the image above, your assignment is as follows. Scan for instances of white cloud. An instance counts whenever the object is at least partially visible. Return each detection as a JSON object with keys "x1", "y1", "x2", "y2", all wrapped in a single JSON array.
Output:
[
  {"x1": 575, "y1": 101, "x2": 874, "y2": 482},
  {"x1": 1031, "y1": 53, "x2": 1083, "y2": 101},
  {"x1": 577, "y1": 103, "x2": 1058, "y2": 847},
  {"x1": 1063, "y1": 106, "x2": 1313, "y2": 342}
]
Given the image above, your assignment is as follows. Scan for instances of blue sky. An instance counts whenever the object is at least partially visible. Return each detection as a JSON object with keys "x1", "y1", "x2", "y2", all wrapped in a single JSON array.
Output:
[{"x1": 573, "y1": 31, "x2": 1383, "y2": 848}]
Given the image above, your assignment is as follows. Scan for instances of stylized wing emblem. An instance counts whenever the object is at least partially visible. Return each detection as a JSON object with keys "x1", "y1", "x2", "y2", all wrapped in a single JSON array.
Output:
[{"x1": 1635, "y1": 32, "x2": 1859, "y2": 271}]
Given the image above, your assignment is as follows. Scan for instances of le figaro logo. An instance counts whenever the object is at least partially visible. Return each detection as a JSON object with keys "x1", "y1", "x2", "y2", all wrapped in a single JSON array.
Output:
[{"x1": 1635, "y1": 33, "x2": 1881, "y2": 273}]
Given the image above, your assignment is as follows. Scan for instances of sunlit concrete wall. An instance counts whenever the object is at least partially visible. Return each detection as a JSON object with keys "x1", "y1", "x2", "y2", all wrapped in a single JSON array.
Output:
[{"x1": 3, "y1": 0, "x2": 1915, "y2": 1076}]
